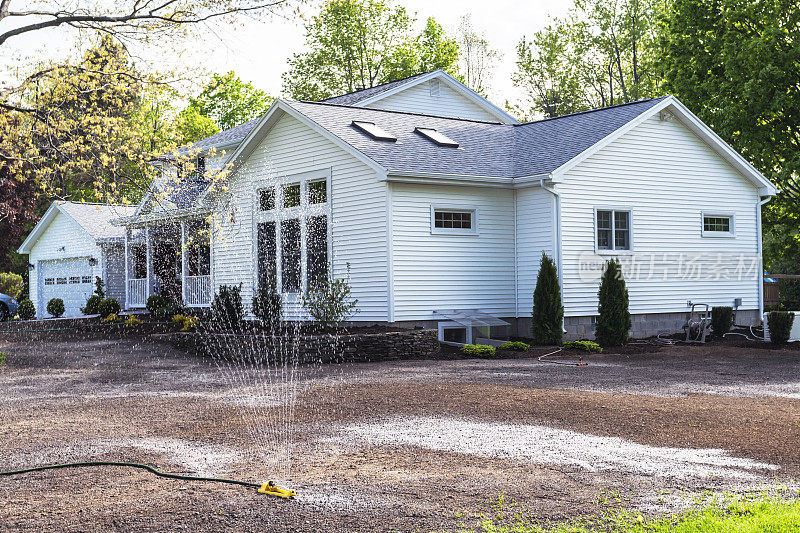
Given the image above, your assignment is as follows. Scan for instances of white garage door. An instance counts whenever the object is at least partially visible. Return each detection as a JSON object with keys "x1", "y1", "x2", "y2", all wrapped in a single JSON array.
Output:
[{"x1": 40, "y1": 258, "x2": 94, "y2": 317}]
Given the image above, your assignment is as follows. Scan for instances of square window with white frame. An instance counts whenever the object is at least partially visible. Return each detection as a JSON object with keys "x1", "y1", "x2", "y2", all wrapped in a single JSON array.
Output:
[
  {"x1": 702, "y1": 213, "x2": 734, "y2": 237},
  {"x1": 432, "y1": 207, "x2": 477, "y2": 234},
  {"x1": 596, "y1": 209, "x2": 631, "y2": 251}
]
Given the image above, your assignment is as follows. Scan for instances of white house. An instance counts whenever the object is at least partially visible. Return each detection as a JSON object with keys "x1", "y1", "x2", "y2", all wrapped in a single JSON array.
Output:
[
  {"x1": 17, "y1": 202, "x2": 136, "y2": 317},
  {"x1": 19, "y1": 70, "x2": 778, "y2": 338}
]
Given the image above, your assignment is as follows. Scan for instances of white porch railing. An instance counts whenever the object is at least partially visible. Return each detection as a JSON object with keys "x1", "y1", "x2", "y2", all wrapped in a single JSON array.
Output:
[
  {"x1": 184, "y1": 275, "x2": 211, "y2": 307},
  {"x1": 128, "y1": 278, "x2": 148, "y2": 308}
]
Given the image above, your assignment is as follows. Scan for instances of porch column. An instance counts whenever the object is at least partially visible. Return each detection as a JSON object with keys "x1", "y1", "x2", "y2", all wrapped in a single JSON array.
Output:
[
  {"x1": 180, "y1": 221, "x2": 187, "y2": 305},
  {"x1": 124, "y1": 228, "x2": 129, "y2": 309},
  {"x1": 145, "y1": 225, "x2": 152, "y2": 299}
]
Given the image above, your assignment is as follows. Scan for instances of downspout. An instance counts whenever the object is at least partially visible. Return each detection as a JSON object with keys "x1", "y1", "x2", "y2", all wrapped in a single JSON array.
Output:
[
  {"x1": 539, "y1": 178, "x2": 565, "y2": 332},
  {"x1": 757, "y1": 195, "x2": 772, "y2": 324}
]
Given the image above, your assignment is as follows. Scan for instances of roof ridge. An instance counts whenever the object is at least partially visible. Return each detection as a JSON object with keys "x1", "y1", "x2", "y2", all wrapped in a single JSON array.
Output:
[
  {"x1": 60, "y1": 201, "x2": 136, "y2": 207},
  {"x1": 515, "y1": 96, "x2": 669, "y2": 126},
  {"x1": 319, "y1": 70, "x2": 437, "y2": 103},
  {"x1": 292, "y1": 99, "x2": 505, "y2": 125}
]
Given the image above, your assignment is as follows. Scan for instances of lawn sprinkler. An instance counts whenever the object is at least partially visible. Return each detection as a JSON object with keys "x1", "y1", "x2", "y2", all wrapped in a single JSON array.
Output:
[{"x1": 258, "y1": 480, "x2": 296, "y2": 498}]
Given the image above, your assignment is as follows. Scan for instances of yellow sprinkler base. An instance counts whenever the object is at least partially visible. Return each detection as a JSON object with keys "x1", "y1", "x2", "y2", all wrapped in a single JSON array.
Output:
[{"x1": 258, "y1": 481, "x2": 296, "y2": 499}]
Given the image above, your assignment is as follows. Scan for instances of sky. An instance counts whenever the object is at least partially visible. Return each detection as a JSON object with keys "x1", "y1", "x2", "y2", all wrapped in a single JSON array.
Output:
[{"x1": 1, "y1": 0, "x2": 574, "y2": 109}]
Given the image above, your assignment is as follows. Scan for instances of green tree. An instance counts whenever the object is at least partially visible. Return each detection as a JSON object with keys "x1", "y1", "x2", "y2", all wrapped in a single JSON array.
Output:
[
  {"x1": 660, "y1": 0, "x2": 800, "y2": 272},
  {"x1": 283, "y1": 0, "x2": 459, "y2": 100},
  {"x1": 532, "y1": 253, "x2": 564, "y2": 345},
  {"x1": 595, "y1": 259, "x2": 631, "y2": 347},
  {"x1": 185, "y1": 71, "x2": 273, "y2": 131},
  {"x1": 511, "y1": 0, "x2": 664, "y2": 119},
  {"x1": 174, "y1": 106, "x2": 221, "y2": 144}
]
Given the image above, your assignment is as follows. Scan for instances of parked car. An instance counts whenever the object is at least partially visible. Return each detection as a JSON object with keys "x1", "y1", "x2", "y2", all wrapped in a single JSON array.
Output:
[{"x1": 0, "y1": 293, "x2": 19, "y2": 321}]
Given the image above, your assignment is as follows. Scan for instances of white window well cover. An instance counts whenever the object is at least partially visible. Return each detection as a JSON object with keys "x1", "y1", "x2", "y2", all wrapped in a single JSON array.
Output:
[
  {"x1": 433, "y1": 309, "x2": 510, "y2": 328},
  {"x1": 351, "y1": 121, "x2": 397, "y2": 142},
  {"x1": 415, "y1": 127, "x2": 459, "y2": 148}
]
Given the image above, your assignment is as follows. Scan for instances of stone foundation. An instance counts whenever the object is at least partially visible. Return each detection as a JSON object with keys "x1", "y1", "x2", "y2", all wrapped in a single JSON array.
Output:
[{"x1": 157, "y1": 328, "x2": 440, "y2": 363}]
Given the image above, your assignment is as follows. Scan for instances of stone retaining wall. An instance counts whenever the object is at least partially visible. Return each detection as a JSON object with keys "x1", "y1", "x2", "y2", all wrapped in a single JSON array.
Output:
[{"x1": 155, "y1": 328, "x2": 440, "y2": 363}]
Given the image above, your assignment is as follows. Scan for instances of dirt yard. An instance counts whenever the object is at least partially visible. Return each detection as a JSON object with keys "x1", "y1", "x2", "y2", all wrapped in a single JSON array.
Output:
[{"x1": 1, "y1": 333, "x2": 800, "y2": 532}]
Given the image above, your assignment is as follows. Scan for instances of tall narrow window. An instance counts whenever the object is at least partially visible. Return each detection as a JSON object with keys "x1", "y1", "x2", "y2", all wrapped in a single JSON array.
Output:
[
  {"x1": 308, "y1": 180, "x2": 327, "y2": 204},
  {"x1": 281, "y1": 218, "x2": 301, "y2": 293},
  {"x1": 596, "y1": 209, "x2": 631, "y2": 251},
  {"x1": 133, "y1": 244, "x2": 147, "y2": 279},
  {"x1": 283, "y1": 183, "x2": 301, "y2": 208},
  {"x1": 257, "y1": 221, "x2": 277, "y2": 289},
  {"x1": 307, "y1": 215, "x2": 328, "y2": 290},
  {"x1": 259, "y1": 188, "x2": 275, "y2": 211},
  {"x1": 187, "y1": 221, "x2": 211, "y2": 277}
]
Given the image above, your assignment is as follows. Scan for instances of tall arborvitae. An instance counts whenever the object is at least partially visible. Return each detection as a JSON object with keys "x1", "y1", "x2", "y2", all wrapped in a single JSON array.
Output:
[
  {"x1": 532, "y1": 253, "x2": 563, "y2": 345},
  {"x1": 595, "y1": 258, "x2": 631, "y2": 347}
]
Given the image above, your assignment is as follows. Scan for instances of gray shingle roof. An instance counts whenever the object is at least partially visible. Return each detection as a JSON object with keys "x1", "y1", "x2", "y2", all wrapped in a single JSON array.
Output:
[
  {"x1": 192, "y1": 117, "x2": 261, "y2": 150},
  {"x1": 58, "y1": 202, "x2": 137, "y2": 240},
  {"x1": 320, "y1": 71, "x2": 432, "y2": 106},
  {"x1": 286, "y1": 96, "x2": 668, "y2": 178}
]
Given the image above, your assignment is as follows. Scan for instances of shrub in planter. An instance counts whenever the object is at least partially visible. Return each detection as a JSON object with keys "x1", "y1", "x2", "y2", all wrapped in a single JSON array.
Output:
[
  {"x1": 17, "y1": 299, "x2": 35, "y2": 320},
  {"x1": 146, "y1": 294, "x2": 168, "y2": 316},
  {"x1": 97, "y1": 298, "x2": 121, "y2": 318},
  {"x1": 595, "y1": 259, "x2": 631, "y2": 347},
  {"x1": 82, "y1": 294, "x2": 103, "y2": 315},
  {"x1": 711, "y1": 306, "x2": 733, "y2": 336},
  {"x1": 461, "y1": 344, "x2": 496, "y2": 357},
  {"x1": 564, "y1": 340, "x2": 603, "y2": 353},
  {"x1": 767, "y1": 311, "x2": 795, "y2": 345},
  {"x1": 498, "y1": 341, "x2": 530, "y2": 351},
  {"x1": 532, "y1": 253, "x2": 564, "y2": 345},
  {"x1": 47, "y1": 298, "x2": 65, "y2": 318},
  {"x1": 0, "y1": 272, "x2": 24, "y2": 299},
  {"x1": 252, "y1": 284, "x2": 282, "y2": 329},
  {"x1": 212, "y1": 284, "x2": 244, "y2": 329}
]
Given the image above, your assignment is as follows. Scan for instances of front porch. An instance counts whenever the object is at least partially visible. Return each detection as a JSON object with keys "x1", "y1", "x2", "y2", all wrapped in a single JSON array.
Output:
[{"x1": 124, "y1": 219, "x2": 212, "y2": 309}]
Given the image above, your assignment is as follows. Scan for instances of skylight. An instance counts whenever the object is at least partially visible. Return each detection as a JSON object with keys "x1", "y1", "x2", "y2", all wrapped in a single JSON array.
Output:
[
  {"x1": 351, "y1": 121, "x2": 397, "y2": 142},
  {"x1": 414, "y1": 127, "x2": 459, "y2": 148}
]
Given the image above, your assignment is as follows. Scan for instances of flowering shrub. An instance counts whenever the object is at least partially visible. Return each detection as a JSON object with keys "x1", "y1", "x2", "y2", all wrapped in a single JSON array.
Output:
[
  {"x1": 173, "y1": 314, "x2": 199, "y2": 332},
  {"x1": 125, "y1": 315, "x2": 142, "y2": 328},
  {"x1": 102, "y1": 313, "x2": 122, "y2": 324}
]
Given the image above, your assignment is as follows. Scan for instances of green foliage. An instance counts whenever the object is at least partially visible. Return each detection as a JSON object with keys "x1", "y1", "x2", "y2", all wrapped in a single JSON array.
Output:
[
  {"x1": 510, "y1": 0, "x2": 664, "y2": 119},
  {"x1": 460, "y1": 344, "x2": 496, "y2": 358},
  {"x1": 94, "y1": 276, "x2": 106, "y2": 299},
  {"x1": 497, "y1": 341, "x2": 530, "y2": 352},
  {"x1": 711, "y1": 306, "x2": 733, "y2": 336},
  {"x1": 0, "y1": 351, "x2": 6, "y2": 365},
  {"x1": 81, "y1": 294, "x2": 103, "y2": 315},
  {"x1": 595, "y1": 259, "x2": 631, "y2": 347},
  {"x1": 0, "y1": 272, "x2": 24, "y2": 299},
  {"x1": 532, "y1": 253, "x2": 564, "y2": 345},
  {"x1": 212, "y1": 284, "x2": 244, "y2": 329},
  {"x1": 46, "y1": 298, "x2": 65, "y2": 318},
  {"x1": 146, "y1": 294, "x2": 168, "y2": 316},
  {"x1": 185, "y1": 71, "x2": 272, "y2": 131},
  {"x1": 97, "y1": 298, "x2": 121, "y2": 318},
  {"x1": 174, "y1": 106, "x2": 220, "y2": 144},
  {"x1": 17, "y1": 299, "x2": 35, "y2": 320},
  {"x1": 563, "y1": 340, "x2": 602, "y2": 353},
  {"x1": 768, "y1": 311, "x2": 795, "y2": 345},
  {"x1": 301, "y1": 271, "x2": 358, "y2": 330},
  {"x1": 283, "y1": 0, "x2": 459, "y2": 100},
  {"x1": 470, "y1": 495, "x2": 800, "y2": 532},
  {"x1": 252, "y1": 284, "x2": 282, "y2": 329}
]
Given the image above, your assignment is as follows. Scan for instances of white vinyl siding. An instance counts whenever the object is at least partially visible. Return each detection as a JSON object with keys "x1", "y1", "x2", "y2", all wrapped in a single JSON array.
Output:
[
  {"x1": 211, "y1": 113, "x2": 388, "y2": 321},
  {"x1": 365, "y1": 81, "x2": 499, "y2": 122},
  {"x1": 557, "y1": 113, "x2": 761, "y2": 317},
  {"x1": 515, "y1": 186, "x2": 556, "y2": 316},
  {"x1": 391, "y1": 183, "x2": 515, "y2": 320},
  {"x1": 28, "y1": 211, "x2": 103, "y2": 317}
]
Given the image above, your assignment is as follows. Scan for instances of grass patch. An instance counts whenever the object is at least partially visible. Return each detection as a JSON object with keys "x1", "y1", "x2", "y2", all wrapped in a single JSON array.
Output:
[{"x1": 467, "y1": 495, "x2": 800, "y2": 532}]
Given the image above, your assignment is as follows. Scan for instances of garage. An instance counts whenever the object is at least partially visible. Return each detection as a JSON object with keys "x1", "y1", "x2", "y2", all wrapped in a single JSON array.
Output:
[{"x1": 39, "y1": 258, "x2": 95, "y2": 317}]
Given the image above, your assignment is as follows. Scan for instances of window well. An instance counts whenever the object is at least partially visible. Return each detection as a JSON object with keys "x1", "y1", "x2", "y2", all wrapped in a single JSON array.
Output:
[
  {"x1": 415, "y1": 127, "x2": 459, "y2": 148},
  {"x1": 351, "y1": 121, "x2": 397, "y2": 142}
]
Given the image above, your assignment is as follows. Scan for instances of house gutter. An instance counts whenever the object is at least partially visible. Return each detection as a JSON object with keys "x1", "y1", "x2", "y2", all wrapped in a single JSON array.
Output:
[
  {"x1": 539, "y1": 177, "x2": 565, "y2": 331},
  {"x1": 111, "y1": 207, "x2": 212, "y2": 227},
  {"x1": 757, "y1": 195, "x2": 772, "y2": 323}
]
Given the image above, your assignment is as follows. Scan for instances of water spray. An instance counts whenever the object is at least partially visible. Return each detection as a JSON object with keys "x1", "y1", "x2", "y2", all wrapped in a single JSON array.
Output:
[{"x1": 0, "y1": 461, "x2": 295, "y2": 499}]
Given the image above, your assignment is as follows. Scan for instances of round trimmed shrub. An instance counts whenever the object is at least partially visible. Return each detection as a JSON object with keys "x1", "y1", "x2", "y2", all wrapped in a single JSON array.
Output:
[
  {"x1": 47, "y1": 298, "x2": 65, "y2": 318},
  {"x1": 82, "y1": 294, "x2": 103, "y2": 315},
  {"x1": 146, "y1": 294, "x2": 168, "y2": 316},
  {"x1": 498, "y1": 341, "x2": 530, "y2": 351},
  {"x1": 97, "y1": 298, "x2": 121, "y2": 318},
  {"x1": 711, "y1": 306, "x2": 733, "y2": 336},
  {"x1": 17, "y1": 299, "x2": 35, "y2": 320},
  {"x1": 767, "y1": 311, "x2": 795, "y2": 345}
]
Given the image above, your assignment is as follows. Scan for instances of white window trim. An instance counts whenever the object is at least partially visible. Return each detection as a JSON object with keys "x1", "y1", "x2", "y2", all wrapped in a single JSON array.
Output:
[
  {"x1": 252, "y1": 169, "x2": 332, "y2": 296},
  {"x1": 701, "y1": 211, "x2": 736, "y2": 238},
  {"x1": 593, "y1": 206, "x2": 634, "y2": 254},
  {"x1": 430, "y1": 205, "x2": 479, "y2": 235}
]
